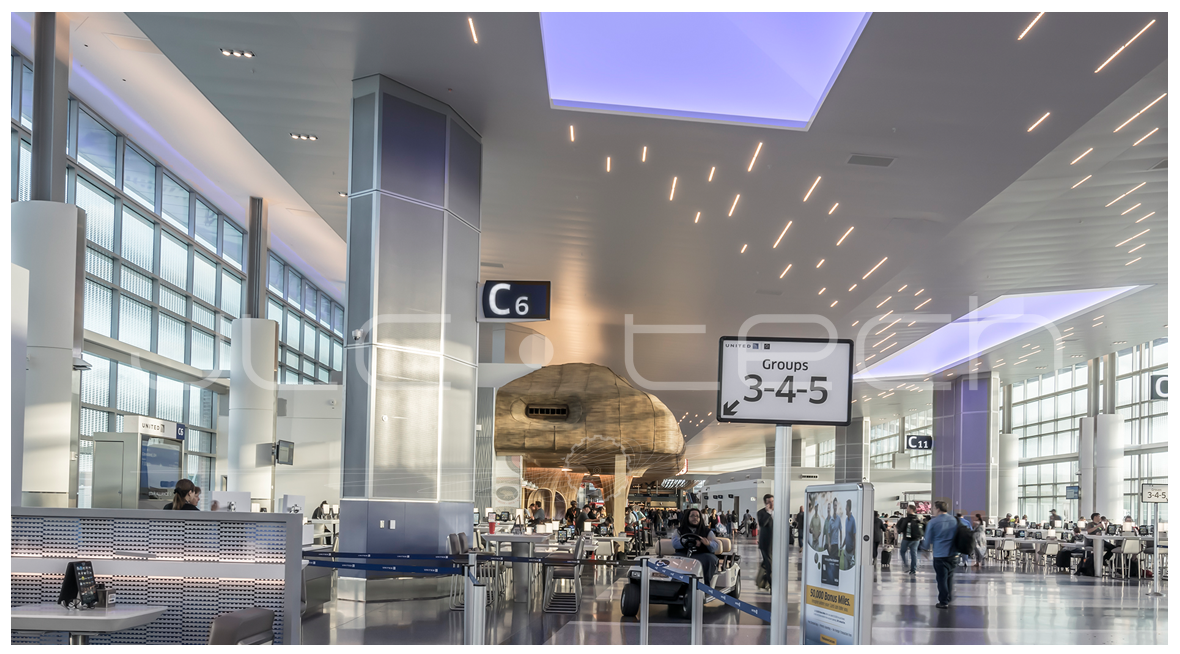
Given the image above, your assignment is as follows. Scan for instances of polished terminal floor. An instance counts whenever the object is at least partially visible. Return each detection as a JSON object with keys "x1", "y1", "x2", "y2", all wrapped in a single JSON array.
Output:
[{"x1": 301, "y1": 537, "x2": 1168, "y2": 645}]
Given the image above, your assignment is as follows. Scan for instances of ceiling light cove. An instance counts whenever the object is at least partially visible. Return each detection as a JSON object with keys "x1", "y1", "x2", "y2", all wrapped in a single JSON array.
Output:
[
  {"x1": 1133, "y1": 127, "x2": 1159, "y2": 146},
  {"x1": 748, "y1": 142, "x2": 763, "y2": 171},
  {"x1": 773, "y1": 222, "x2": 792, "y2": 248},
  {"x1": 836, "y1": 226, "x2": 854, "y2": 245},
  {"x1": 856, "y1": 286, "x2": 1144, "y2": 380},
  {"x1": 1027, "y1": 112, "x2": 1051, "y2": 132},
  {"x1": 1017, "y1": 12, "x2": 1045, "y2": 40},
  {"x1": 1070, "y1": 147, "x2": 1093, "y2": 164},
  {"x1": 538, "y1": 12, "x2": 870, "y2": 128},
  {"x1": 803, "y1": 176, "x2": 821, "y2": 202},
  {"x1": 729, "y1": 194, "x2": 741, "y2": 217},
  {"x1": 1094, "y1": 19, "x2": 1155, "y2": 73}
]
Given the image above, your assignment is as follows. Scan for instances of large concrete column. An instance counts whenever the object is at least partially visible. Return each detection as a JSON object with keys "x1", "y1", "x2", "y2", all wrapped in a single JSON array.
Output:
[
  {"x1": 12, "y1": 202, "x2": 87, "y2": 507},
  {"x1": 12, "y1": 265, "x2": 30, "y2": 506},
  {"x1": 834, "y1": 417, "x2": 870, "y2": 484},
  {"x1": 997, "y1": 384, "x2": 1017, "y2": 515},
  {"x1": 1079, "y1": 418, "x2": 1096, "y2": 517},
  {"x1": 30, "y1": 12, "x2": 69, "y2": 203},
  {"x1": 243, "y1": 197, "x2": 269, "y2": 319},
  {"x1": 932, "y1": 373, "x2": 1001, "y2": 518},
  {"x1": 612, "y1": 454, "x2": 628, "y2": 530},
  {"x1": 227, "y1": 319, "x2": 278, "y2": 508},
  {"x1": 339, "y1": 76, "x2": 481, "y2": 600},
  {"x1": 1093, "y1": 414, "x2": 1124, "y2": 517}
]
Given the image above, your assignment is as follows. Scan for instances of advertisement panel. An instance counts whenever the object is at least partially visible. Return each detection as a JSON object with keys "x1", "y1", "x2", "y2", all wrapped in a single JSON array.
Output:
[{"x1": 802, "y1": 482, "x2": 874, "y2": 645}]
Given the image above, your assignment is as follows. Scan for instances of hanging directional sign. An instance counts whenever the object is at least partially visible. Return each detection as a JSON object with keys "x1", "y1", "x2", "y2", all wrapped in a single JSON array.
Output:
[{"x1": 717, "y1": 336, "x2": 853, "y2": 426}]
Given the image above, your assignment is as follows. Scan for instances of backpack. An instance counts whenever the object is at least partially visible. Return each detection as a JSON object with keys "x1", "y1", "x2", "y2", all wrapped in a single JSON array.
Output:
[
  {"x1": 904, "y1": 518, "x2": 923, "y2": 541},
  {"x1": 953, "y1": 522, "x2": 974, "y2": 556}
]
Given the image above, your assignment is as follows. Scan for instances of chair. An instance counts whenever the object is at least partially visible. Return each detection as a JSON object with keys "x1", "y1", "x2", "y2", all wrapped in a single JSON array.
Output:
[
  {"x1": 207, "y1": 608, "x2": 274, "y2": 645},
  {"x1": 543, "y1": 537, "x2": 586, "y2": 613},
  {"x1": 1040, "y1": 542, "x2": 1060, "y2": 567},
  {"x1": 1000, "y1": 539, "x2": 1017, "y2": 563},
  {"x1": 1117, "y1": 538, "x2": 1143, "y2": 578}
]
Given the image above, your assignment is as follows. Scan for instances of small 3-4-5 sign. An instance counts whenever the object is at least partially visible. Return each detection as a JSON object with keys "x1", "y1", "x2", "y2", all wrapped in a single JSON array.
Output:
[{"x1": 1140, "y1": 484, "x2": 1168, "y2": 504}]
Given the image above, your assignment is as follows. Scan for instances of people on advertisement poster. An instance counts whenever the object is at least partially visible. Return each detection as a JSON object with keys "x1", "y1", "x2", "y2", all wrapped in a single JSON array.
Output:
[
  {"x1": 803, "y1": 485, "x2": 871, "y2": 645},
  {"x1": 824, "y1": 499, "x2": 841, "y2": 560},
  {"x1": 842, "y1": 499, "x2": 857, "y2": 570}
]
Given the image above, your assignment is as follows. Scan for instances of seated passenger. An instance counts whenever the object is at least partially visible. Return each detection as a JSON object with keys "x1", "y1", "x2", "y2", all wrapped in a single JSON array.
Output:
[{"x1": 672, "y1": 508, "x2": 720, "y2": 584}]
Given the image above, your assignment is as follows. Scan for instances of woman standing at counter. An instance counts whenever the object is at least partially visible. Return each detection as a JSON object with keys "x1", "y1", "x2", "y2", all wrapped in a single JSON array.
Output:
[{"x1": 164, "y1": 479, "x2": 200, "y2": 511}]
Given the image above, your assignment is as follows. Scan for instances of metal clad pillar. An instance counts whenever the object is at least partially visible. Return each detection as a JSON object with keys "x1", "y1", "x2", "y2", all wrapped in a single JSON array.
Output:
[
  {"x1": 834, "y1": 417, "x2": 870, "y2": 484},
  {"x1": 31, "y1": 12, "x2": 70, "y2": 203},
  {"x1": 932, "y1": 373, "x2": 1001, "y2": 518},
  {"x1": 244, "y1": 197, "x2": 269, "y2": 318},
  {"x1": 339, "y1": 75, "x2": 481, "y2": 600}
]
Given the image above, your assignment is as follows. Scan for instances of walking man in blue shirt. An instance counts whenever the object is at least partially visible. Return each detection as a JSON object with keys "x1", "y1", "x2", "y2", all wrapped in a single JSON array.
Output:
[{"x1": 922, "y1": 500, "x2": 958, "y2": 609}]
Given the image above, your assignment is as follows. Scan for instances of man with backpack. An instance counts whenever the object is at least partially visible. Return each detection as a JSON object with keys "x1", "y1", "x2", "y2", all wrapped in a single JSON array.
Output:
[
  {"x1": 897, "y1": 505, "x2": 923, "y2": 575},
  {"x1": 922, "y1": 501, "x2": 967, "y2": 609}
]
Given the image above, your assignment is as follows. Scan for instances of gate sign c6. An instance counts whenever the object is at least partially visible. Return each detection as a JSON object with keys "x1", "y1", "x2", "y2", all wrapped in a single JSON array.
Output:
[{"x1": 717, "y1": 336, "x2": 853, "y2": 426}]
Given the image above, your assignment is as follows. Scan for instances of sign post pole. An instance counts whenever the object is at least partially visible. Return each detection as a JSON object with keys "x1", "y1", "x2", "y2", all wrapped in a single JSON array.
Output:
[
  {"x1": 1148, "y1": 502, "x2": 1162, "y2": 597},
  {"x1": 770, "y1": 423, "x2": 790, "y2": 645}
]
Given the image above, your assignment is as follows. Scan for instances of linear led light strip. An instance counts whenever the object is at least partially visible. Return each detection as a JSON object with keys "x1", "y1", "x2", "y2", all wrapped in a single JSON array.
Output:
[
  {"x1": 669, "y1": 177, "x2": 677, "y2": 201},
  {"x1": 773, "y1": 221, "x2": 793, "y2": 248},
  {"x1": 803, "y1": 176, "x2": 821, "y2": 202},
  {"x1": 729, "y1": 194, "x2": 740, "y2": 216},
  {"x1": 836, "y1": 226, "x2": 854, "y2": 246},
  {"x1": 708, "y1": 166, "x2": 715, "y2": 182},
  {"x1": 1115, "y1": 229, "x2": 1148, "y2": 247},
  {"x1": 1136, "y1": 211, "x2": 1155, "y2": 223},
  {"x1": 1114, "y1": 93, "x2": 1166, "y2": 132},
  {"x1": 606, "y1": 157, "x2": 611, "y2": 172},
  {"x1": 876, "y1": 296, "x2": 891, "y2": 308},
  {"x1": 1017, "y1": 12, "x2": 1044, "y2": 40},
  {"x1": 1094, "y1": 19, "x2": 1156, "y2": 73},
  {"x1": 569, "y1": 125, "x2": 575, "y2": 142},
  {"x1": 829, "y1": 203, "x2": 839, "y2": 215},
  {"x1": 1120, "y1": 203, "x2": 1141, "y2": 216},
  {"x1": 1128, "y1": 243, "x2": 1145, "y2": 253},
  {"x1": 915, "y1": 298, "x2": 931, "y2": 310},
  {"x1": 748, "y1": 142, "x2": 763, "y2": 172},
  {"x1": 468, "y1": 17, "x2": 479, "y2": 43},
  {"x1": 1028, "y1": 112, "x2": 1050, "y2": 132},
  {"x1": 1072, "y1": 175, "x2": 1092, "y2": 189},
  {"x1": 1070, "y1": 148, "x2": 1093, "y2": 165},
  {"x1": 875, "y1": 318, "x2": 900, "y2": 335},
  {"x1": 779, "y1": 264, "x2": 792, "y2": 279},
  {"x1": 862, "y1": 257, "x2": 887, "y2": 279},
  {"x1": 1133, "y1": 128, "x2": 1159, "y2": 146},
  {"x1": 694, "y1": 211, "x2": 701, "y2": 224},
  {"x1": 1105, "y1": 182, "x2": 1145, "y2": 207},
  {"x1": 642, "y1": 146, "x2": 648, "y2": 162}
]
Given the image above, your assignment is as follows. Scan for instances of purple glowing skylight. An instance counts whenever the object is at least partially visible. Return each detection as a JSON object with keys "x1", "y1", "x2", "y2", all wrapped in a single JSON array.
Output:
[
  {"x1": 855, "y1": 286, "x2": 1145, "y2": 380},
  {"x1": 538, "y1": 12, "x2": 871, "y2": 129}
]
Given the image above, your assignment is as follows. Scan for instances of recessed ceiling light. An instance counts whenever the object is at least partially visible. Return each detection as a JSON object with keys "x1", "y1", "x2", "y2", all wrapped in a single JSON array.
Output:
[
  {"x1": 694, "y1": 211, "x2": 701, "y2": 224},
  {"x1": 876, "y1": 296, "x2": 891, "y2": 308},
  {"x1": 803, "y1": 176, "x2": 821, "y2": 202},
  {"x1": 1071, "y1": 355, "x2": 1083, "y2": 358},
  {"x1": 1105, "y1": 182, "x2": 1146, "y2": 207},
  {"x1": 1133, "y1": 127, "x2": 1159, "y2": 146},
  {"x1": 1093, "y1": 321, "x2": 1105, "y2": 326},
  {"x1": 1036, "y1": 366, "x2": 1047, "y2": 370},
  {"x1": 779, "y1": 264, "x2": 792, "y2": 279},
  {"x1": 338, "y1": 191, "x2": 346, "y2": 197},
  {"x1": 908, "y1": 321, "x2": 915, "y2": 326},
  {"x1": 1114, "y1": 93, "x2": 1166, "y2": 132},
  {"x1": 1093, "y1": 315, "x2": 1103, "y2": 321},
  {"x1": 915, "y1": 298, "x2": 931, "y2": 310},
  {"x1": 1115, "y1": 229, "x2": 1148, "y2": 247},
  {"x1": 837, "y1": 226, "x2": 854, "y2": 246},
  {"x1": 291, "y1": 134, "x2": 298, "y2": 139},
  {"x1": 1094, "y1": 19, "x2": 1155, "y2": 73},
  {"x1": 1014, "y1": 11, "x2": 1043, "y2": 39},
  {"x1": 818, "y1": 287, "x2": 826, "y2": 295},
  {"x1": 848, "y1": 283, "x2": 858, "y2": 292},
  {"x1": 708, "y1": 166, "x2": 715, "y2": 182},
  {"x1": 1120, "y1": 203, "x2": 1142, "y2": 215},
  {"x1": 1128, "y1": 243, "x2": 1145, "y2": 253},
  {"x1": 1113, "y1": 341, "x2": 1127, "y2": 345},
  {"x1": 641, "y1": 146, "x2": 647, "y2": 162},
  {"x1": 873, "y1": 334, "x2": 894, "y2": 348},
  {"x1": 915, "y1": 289, "x2": 924, "y2": 296},
  {"x1": 881, "y1": 310, "x2": 893, "y2": 319},
  {"x1": 1070, "y1": 147, "x2": 1093, "y2": 165},
  {"x1": 876, "y1": 318, "x2": 900, "y2": 336},
  {"x1": 1023, "y1": 343, "x2": 1032, "y2": 347},
  {"x1": 747, "y1": 142, "x2": 763, "y2": 171},
  {"x1": 897, "y1": 285, "x2": 908, "y2": 292},
  {"x1": 569, "y1": 125, "x2": 575, "y2": 142},
  {"x1": 308, "y1": 135, "x2": 316, "y2": 141},
  {"x1": 291, "y1": 133, "x2": 317, "y2": 141},
  {"x1": 817, "y1": 259, "x2": 825, "y2": 268},
  {"x1": 1136, "y1": 211, "x2": 1155, "y2": 223},
  {"x1": 1124, "y1": 258, "x2": 1140, "y2": 267},
  {"x1": 221, "y1": 49, "x2": 232, "y2": 56},
  {"x1": 829, "y1": 203, "x2": 839, "y2": 215},
  {"x1": 740, "y1": 244, "x2": 748, "y2": 254},
  {"x1": 862, "y1": 256, "x2": 887, "y2": 280},
  {"x1": 866, "y1": 355, "x2": 876, "y2": 361},
  {"x1": 1072, "y1": 175, "x2": 1092, "y2": 189},
  {"x1": 993, "y1": 362, "x2": 1007, "y2": 367},
  {"x1": 830, "y1": 300, "x2": 838, "y2": 308},
  {"x1": 468, "y1": 17, "x2": 479, "y2": 43},
  {"x1": 1027, "y1": 112, "x2": 1050, "y2": 132},
  {"x1": 852, "y1": 320, "x2": 859, "y2": 327},
  {"x1": 233, "y1": 51, "x2": 243, "y2": 57},
  {"x1": 881, "y1": 342, "x2": 897, "y2": 353},
  {"x1": 729, "y1": 194, "x2": 740, "y2": 216},
  {"x1": 773, "y1": 221, "x2": 793, "y2": 248},
  {"x1": 606, "y1": 156, "x2": 611, "y2": 172},
  {"x1": 669, "y1": 176, "x2": 677, "y2": 201}
]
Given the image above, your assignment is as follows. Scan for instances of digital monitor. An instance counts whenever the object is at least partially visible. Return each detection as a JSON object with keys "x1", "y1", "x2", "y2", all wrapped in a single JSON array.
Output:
[
  {"x1": 499, "y1": 511, "x2": 511, "y2": 522},
  {"x1": 598, "y1": 525, "x2": 610, "y2": 536},
  {"x1": 985, "y1": 529, "x2": 994, "y2": 537},
  {"x1": 1106, "y1": 525, "x2": 1120, "y2": 535},
  {"x1": 1016, "y1": 530, "x2": 1027, "y2": 539},
  {"x1": 276, "y1": 440, "x2": 294, "y2": 465},
  {"x1": 1140, "y1": 525, "x2": 1154, "y2": 536}
]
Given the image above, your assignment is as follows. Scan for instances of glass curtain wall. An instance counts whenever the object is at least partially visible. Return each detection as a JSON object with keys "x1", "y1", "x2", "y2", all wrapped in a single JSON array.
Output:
[
  {"x1": 1115, "y1": 339, "x2": 1169, "y2": 522},
  {"x1": 266, "y1": 252, "x2": 345, "y2": 384}
]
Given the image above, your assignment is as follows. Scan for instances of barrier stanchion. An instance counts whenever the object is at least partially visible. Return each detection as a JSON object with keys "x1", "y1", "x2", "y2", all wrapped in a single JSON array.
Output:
[
  {"x1": 690, "y1": 576, "x2": 704, "y2": 645},
  {"x1": 463, "y1": 568, "x2": 486, "y2": 646},
  {"x1": 639, "y1": 557, "x2": 651, "y2": 645}
]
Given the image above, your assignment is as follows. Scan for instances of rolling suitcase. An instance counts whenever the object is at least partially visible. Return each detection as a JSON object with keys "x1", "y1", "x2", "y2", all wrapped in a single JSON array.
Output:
[
  {"x1": 881, "y1": 547, "x2": 892, "y2": 567},
  {"x1": 1054, "y1": 548, "x2": 1072, "y2": 571}
]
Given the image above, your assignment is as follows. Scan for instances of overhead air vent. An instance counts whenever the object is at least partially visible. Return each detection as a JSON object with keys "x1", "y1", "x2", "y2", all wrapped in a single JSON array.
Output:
[
  {"x1": 526, "y1": 405, "x2": 569, "y2": 420},
  {"x1": 1150, "y1": 159, "x2": 1167, "y2": 170},
  {"x1": 480, "y1": 262, "x2": 504, "y2": 268},
  {"x1": 847, "y1": 154, "x2": 895, "y2": 167}
]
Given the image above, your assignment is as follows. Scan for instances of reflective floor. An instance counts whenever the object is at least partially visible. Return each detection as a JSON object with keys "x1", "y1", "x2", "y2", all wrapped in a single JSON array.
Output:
[{"x1": 301, "y1": 537, "x2": 1168, "y2": 645}]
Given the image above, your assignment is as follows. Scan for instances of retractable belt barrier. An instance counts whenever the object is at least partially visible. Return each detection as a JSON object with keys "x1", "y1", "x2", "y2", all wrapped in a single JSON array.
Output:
[
  {"x1": 302, "y1": 550, "x2": 625, "y2": 566},
  {"x1": 643, "y1": 560, "x2": 771, "y2": 623},
  {"x1": 304, "y1": 559, "x2": 463, "y2": 575}
]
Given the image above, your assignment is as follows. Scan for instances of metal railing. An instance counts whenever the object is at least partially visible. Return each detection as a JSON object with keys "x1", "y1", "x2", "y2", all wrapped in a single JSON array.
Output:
[{"x1": 636, "y1": 557, "x2": 770, "y2": 645}]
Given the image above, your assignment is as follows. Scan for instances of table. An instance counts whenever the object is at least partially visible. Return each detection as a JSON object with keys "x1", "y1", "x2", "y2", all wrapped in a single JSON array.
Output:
[
  {"x1": 482, "y1": 534, "x2": 552, "y2": 603},
  {"x1": 1082, "y1": 533, "x2": 1156, "y2": 577},
  {"x1": 308, "y1": 519, "x2": 339, "y2": 547},
  {"x1": 11, "y1": 603, "x2": 168, "y2": 645}
]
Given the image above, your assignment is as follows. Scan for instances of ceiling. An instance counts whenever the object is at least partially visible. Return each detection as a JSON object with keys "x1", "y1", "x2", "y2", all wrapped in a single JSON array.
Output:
[{"x1": 116, "y1": 13, "x2": 1168, "y2": 455}]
